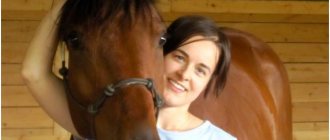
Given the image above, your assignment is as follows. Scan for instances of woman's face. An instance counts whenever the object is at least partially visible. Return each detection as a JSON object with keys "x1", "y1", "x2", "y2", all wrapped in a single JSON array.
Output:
[{"x1": 163, "y1": 35, "x2": 220, "y2": 107}]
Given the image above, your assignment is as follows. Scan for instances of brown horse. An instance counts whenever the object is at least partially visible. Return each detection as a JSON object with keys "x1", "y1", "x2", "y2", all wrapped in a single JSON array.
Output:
[
  {"x1": 190, "y1": 27, "x2": 292, "y2": 140},
  {"x1": 57, "y1": 0, "x2": 165, "y2": 139},
  {"x1": 56, "y1": 0, "x2": 291, "y2": 139}
]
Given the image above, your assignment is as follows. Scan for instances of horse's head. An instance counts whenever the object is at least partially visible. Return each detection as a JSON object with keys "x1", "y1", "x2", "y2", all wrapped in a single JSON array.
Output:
[{"x1": 57, "y1": 0, "x2": 165, "y2": 139}]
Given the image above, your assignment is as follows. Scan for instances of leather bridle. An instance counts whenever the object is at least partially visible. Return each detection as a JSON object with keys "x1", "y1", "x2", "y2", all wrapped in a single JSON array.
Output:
[{"x1": 58, "y1": 45, "x2": 163, "y2": 139}]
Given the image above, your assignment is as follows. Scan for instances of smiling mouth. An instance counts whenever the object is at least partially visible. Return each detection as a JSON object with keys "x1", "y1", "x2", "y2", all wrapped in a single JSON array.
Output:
[{"x1": 168, "y1": 79, "x2": 187, "y2": 93}]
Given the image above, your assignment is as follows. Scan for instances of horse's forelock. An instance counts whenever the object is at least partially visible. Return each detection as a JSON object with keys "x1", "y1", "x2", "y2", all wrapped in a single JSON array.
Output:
[{"x1": 58, "y1": 0, "x2": 158, "y2": 41}]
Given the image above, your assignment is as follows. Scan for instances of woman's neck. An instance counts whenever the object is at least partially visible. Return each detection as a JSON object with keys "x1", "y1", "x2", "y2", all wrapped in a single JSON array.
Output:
[{"x1": 157, "y1": 105, "x2": 203, "y2": 131}]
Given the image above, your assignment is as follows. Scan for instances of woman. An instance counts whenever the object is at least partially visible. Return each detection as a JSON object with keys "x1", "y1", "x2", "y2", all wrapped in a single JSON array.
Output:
[
  {"x1": 21, "y1": 0, "x2": 235, "y2": 139},
  {"x1": 157, "y1": 16, "x2": 234, "y2": 140}
]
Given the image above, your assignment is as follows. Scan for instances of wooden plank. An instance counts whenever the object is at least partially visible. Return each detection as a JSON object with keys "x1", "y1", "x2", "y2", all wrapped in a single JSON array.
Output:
[
  {"x1": 2, "y1": 128, "x2": 53, "y2": 136},
  {"x1": 293, "y1": 122, "x2": 328, "y2": 131},
  {"x1": 3, "y1": 1, "x2": 328, "y2": 23},
  {"x1": 2, "y1": 107, "x2": 53, "y2": 128},
  {"x1": 3, "y1": 20, "x2": 328, "y2": 43},
  {"x1": 155, "y1": 0, "x2": 171, "y2": 13},
  {"x1": 2, "y1": 0, "x2": 171, "y2": 20},
  {"x1": 269, "y1": 43, "x2": 328, "y2": 63},
  {"x1": 3, "y1": 82, "x2": 328, "y2": 106},
  {"x1": 2, "y1": 82, "x2": 328, "y2": 107},
  {"x1": 2, "y1": 64, "x2": 24, "y2": 85},
  {"x1": 291, "y1": 83, "x2": 328, "y2": 103},
  {"x1": 4, "y1": 0, "x2": 171, "y2": 13},
  {"x1": 2, "y1": 21, "x2": 40, "y2": 43},
  {"x1": 172, "y1": 0, "x2": 329, "y2": 15},
  {"x1": 52, "y1": 0, "x2": 61, "y2": 5},
  {"x1": 2, "y1": 135, "x2": 71, "y2": 140},
  {"x1": 294, "y1": 130, "x2": 328, "y2": 140},
  {"x1": 54, "y1": 0, "x2": 171, "y2": 12},
  {"x1": 2, "y1": 86, "x2": 39, "y2": 107},
  {"x1": 1, "y1": 83, "x2": 329, "y2": 104},
  {"x1": 285, "y1": 63, "x2": 328, "y2": 83},
  {"x1": 3, "y1": 63, "x2": 328, "y2": 85},
  {"x1": 293, "y1": 122, "x2": 328, "y2": 140},
  {"x1": 2, "y1": 42, "x2": 327, "y2": 64},
  {"x1": 2, "y1": 0, "x2": 52, "y2": 20},
  {"x1": 219, "y1": 23, "x2": 328, "y2": 43},
  {"x1": 2, "y1": 10, "x2": 47, "y2": 21},
  {"x1": 1, "y1": 42, "x2": 66, "y2": 69},
  {"x1": 2, "y1": 0, "x2": 52, "y2": 11},
  {"x1": 2, "y1": 62, "x2": 64, "y2": 86},
  {"x1": 2, "y1": 42, "x2": 29, "y2": 64},
  {"x1": 160, "y1": 12, "x2": 329, "y2": 23},
  {"x1": 292, "y1": 102, "x2": 328, "y2": 122}
]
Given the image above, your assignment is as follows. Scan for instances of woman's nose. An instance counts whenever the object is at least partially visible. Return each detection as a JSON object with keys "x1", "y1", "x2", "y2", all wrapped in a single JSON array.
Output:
[{"x1": 177, "y1": 65, "x2": 192, "y2": 81}]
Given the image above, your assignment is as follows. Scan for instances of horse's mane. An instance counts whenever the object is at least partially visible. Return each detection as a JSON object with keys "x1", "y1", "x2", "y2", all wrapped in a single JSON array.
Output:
[{"x1": 57, "y1": 0, "x2": 157, "y2": 41}]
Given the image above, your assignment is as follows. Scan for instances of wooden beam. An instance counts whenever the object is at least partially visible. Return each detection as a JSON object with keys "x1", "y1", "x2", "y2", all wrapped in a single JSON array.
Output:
[
  {"x1": 2, "y1": 10, "x2": 48, "y2": 21},
  {"x1": 291, "y1": 83, "x2": 329, "y2": 103},
  {"x1": 293, "y1": 122, "x2": 329, "y2": 140},
  {"x1": 2, "y1": 42, "x2": 328, "y2": 64},
  {"x1": 2, "y1": 21, "x2": 39, "y2": 43},
  {"x1": 292, "y1": 102, "x2": 328, "y2": 122},
  {"x1": 269, "y1": 43, "x2": 328, "y2": 63},
  {"x1": 2, "y1": 63, "x2": 328, "y2": 85},
  {"x1": 2, "y1": 83, "x2": 327, "y2": 106},
  {"x1": 2, "y1": 128, "x2": 53, "y2": 136},
  {"x1": 2, "y1": 0, "x2": 52, "y2": 11},
  {"x1": 2, "y1": 135, "x2": 71, "y2": 140},
  {"x1": 3, "y1": 21, "x2": 328, "y2": 43},
  {"x1": 2, "y1": 42, "x2": 29, "y2": 64},
  {"x1": 155, "y1": 0, "x2": 171, "y2": 13},
  {"x1": 219, "y1": 23, "x2": 328, "y2": 43},
  {"x1": 172, "y1": 0, "x2": 328, "y2": 15},
  {"x1": 285, "y1": 63, "x2": 328, "y2": 83},
  {"x1": 2, "y1": 86, "x2": 39, "y2": 107},
  {"x1": 2, "y1": 64, "x2": 24, "y2": 85},
  {"x1": 2, "y1": 108, "x2": 53, "y2": 128},
  {"x1": 2, "y1": 0, "x2": 52, "y2": 20},
  {"x1": 160, "y1": 12, "x2": 329, "y2": 23}
]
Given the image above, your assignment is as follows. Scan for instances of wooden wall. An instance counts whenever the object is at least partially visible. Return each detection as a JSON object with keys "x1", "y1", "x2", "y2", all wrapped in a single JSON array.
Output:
[{"x1": 2, "y1": 0, "x2": 328, "y2": 140}]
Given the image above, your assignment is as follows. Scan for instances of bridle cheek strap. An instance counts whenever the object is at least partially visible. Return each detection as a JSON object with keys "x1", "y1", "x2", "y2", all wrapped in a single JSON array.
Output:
[{"x1": 86, "y1": 78, "x2": 164, "y2": 117}]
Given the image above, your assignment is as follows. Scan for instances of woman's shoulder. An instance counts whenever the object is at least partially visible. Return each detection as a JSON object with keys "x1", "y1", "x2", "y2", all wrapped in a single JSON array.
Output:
[{"x1": 203, "y1": 120, "x2": 237, "y2": 140}]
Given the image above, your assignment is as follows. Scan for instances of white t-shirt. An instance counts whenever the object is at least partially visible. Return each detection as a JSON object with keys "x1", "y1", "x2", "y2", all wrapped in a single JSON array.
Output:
[
  {"x1": 157, "y1": 120, "x2": 237, "y2": 140},
  {"x1": 74, "y1": 120, "x2": 236, "y2": 140}
]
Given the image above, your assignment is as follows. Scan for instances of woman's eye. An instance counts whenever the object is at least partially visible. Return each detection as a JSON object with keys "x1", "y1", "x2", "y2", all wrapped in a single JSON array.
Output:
[
  {"x1": 196, "y1": 68, "x2": 207, "y2": 76},
  {"x1": 174, "y1": 55, "x2": 185, "y2": 62}
]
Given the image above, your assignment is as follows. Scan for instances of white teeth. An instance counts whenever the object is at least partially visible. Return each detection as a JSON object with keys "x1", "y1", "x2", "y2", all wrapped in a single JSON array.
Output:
[{"x1": 170, "y1": 80, "x2": 186, "y2": 91}]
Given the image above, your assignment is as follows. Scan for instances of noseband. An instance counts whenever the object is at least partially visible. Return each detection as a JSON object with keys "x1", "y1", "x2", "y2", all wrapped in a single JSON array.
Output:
[
  {"x1": 60, "y1": 64, "x2": 163, "y2": 116},
  {"x1": 58, "y1": 46, "x2": 163, "y2": 139}
]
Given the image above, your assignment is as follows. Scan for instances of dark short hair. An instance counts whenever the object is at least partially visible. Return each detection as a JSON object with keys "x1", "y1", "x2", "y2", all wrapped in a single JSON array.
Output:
[{"x1": 164, "y1": 15, "x2": 231, "y2": 97}]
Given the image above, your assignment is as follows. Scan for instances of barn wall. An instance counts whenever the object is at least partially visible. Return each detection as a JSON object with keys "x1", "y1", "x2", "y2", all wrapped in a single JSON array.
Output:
[{"x1": 2, "y1": 0, "x2": 328, "y2": 139}]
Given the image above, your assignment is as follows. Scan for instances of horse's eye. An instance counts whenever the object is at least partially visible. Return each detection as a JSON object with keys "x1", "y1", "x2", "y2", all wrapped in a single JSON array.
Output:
[
  {"x1": 159, "y1": 34, "x2": 167, "y2": 47},
  {"x1": 65, "y1": 31, "x2": 82, "y2": 50}
]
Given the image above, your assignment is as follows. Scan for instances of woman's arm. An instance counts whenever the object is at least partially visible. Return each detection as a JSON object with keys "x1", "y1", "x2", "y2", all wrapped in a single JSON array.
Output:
[{"x1": 21, "y1": 0, "x2": 80, "y2": 137}]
